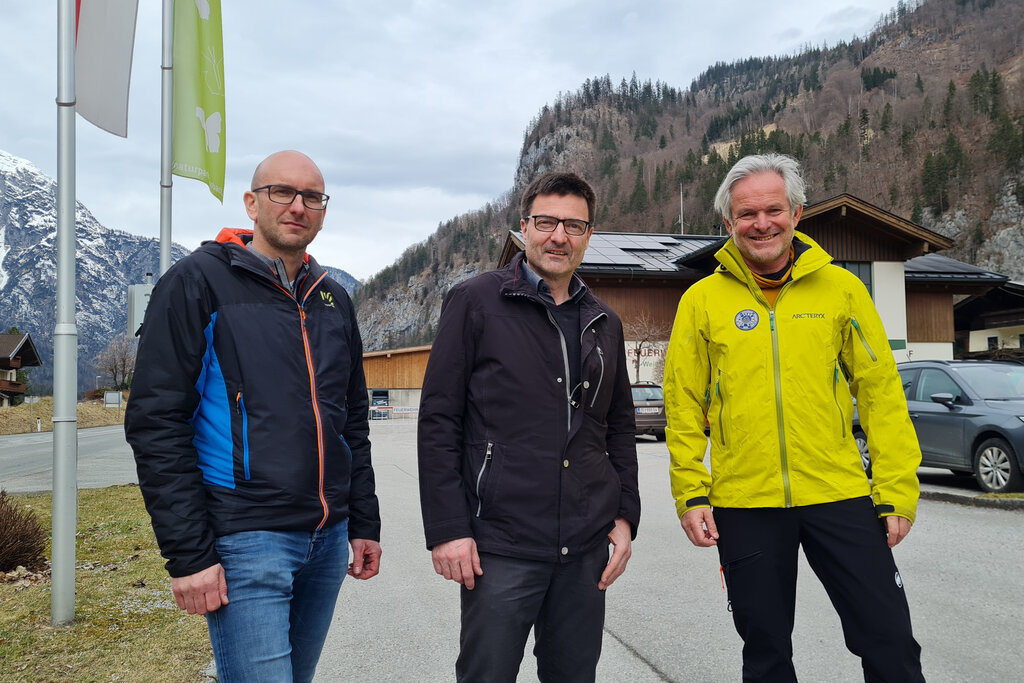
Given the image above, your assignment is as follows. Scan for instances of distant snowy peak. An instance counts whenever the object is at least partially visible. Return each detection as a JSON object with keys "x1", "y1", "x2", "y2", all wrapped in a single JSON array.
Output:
[{"x1": 0, "y1": 149, "x2": 37, "y2": 176}]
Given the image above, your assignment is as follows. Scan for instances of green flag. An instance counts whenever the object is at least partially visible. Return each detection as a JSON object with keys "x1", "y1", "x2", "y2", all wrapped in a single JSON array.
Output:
[{"x1": 172, "y1": 0, "x2": 225, "y2": 201}]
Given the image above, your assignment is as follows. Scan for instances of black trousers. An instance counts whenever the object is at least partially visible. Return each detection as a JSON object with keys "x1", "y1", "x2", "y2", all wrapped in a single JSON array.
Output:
[
  {"x1": 715, "y1": 497, "x2": 924, "y2": 683},
  {"x1": 455, "y1": 545, "x2": 608, "y2": 683}
]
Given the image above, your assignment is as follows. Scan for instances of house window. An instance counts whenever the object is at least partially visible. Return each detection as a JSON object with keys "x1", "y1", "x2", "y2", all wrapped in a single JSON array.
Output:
[
  {"x1": 835, "y1": 261, "x2": 872, "y2": 296},
  {"x1": 988, "y1": 336, "x2": 999, "y2": 350}
]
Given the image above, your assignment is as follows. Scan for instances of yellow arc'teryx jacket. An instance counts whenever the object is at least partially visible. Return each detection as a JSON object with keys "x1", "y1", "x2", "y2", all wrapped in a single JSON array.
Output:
[{"x1": 664, "y1": 232, "x2": 921, "y2": 522}]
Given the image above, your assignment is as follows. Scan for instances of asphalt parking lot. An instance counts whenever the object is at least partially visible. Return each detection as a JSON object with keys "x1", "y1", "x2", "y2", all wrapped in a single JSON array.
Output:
[
  {"x1": 2, "y1": 422, "x2": 1022, "y2": 681},
  {"x1": 313, "y1": 419, "x2": 1024, "y2": 682}
]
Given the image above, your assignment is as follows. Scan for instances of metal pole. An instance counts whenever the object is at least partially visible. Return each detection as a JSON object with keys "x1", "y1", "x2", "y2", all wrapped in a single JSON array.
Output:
[
  {"x1": 679, "y1": 183, "x2": 684, "y2": 234},
  {"x1": 159, "y1": 0, "x2": 174, "y2": 276},
  {"x1": 52, "y1": 0, "x2": 79, "y2": 627}
]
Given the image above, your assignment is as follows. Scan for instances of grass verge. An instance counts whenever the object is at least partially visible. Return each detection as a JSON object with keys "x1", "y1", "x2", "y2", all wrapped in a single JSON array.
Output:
[
  {"x1": 0, "y1": 485, "x2": 211, "y2": 682},
  {"x1": 981, "y1": 491, "x2": 1024, "y2": 500},
  {"x1": 0, "y1": 398, "x2": 127, "y2": 436}
]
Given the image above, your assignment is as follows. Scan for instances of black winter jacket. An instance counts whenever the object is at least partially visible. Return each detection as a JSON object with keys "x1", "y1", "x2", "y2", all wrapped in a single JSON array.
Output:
[
  {"x1": 418, "y1": 253, "x2": 640, "y2": 562},
  {"x1": 125, "y1": 229, "x2": 380, "y2": 577}
]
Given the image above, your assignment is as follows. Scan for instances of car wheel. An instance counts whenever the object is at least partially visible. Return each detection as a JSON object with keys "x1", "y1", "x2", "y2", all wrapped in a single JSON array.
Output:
[
  {"x1": 854, "y1": 430, "x2": 872, "y2": 478},
  {"x1": 973, "y1": 437, "x2": 1024, "y2": 493},
  {"x1": 655, "y1": 430, "x2": 666, "y2": 442}
]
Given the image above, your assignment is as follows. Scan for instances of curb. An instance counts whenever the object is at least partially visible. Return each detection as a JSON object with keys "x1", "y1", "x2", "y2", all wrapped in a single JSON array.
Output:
[{"x1": 919, "y1": 489, "x2": 1024, "y2": 510}]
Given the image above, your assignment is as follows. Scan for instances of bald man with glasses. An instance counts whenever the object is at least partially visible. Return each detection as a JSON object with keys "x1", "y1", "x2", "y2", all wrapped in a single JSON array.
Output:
[{"x1": 127, "y1": 150, "x2": 382, "y2": 683}]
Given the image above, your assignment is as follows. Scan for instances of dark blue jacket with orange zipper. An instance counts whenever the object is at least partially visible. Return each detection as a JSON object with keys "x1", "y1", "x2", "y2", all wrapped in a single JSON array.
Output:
[{"x1": 125, "y1": 228, "x2": 380, "y2": 578}]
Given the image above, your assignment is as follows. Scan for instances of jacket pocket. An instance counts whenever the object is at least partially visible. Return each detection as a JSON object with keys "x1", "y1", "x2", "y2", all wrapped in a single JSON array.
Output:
[
  {"x1": 851, "y1": 317, "x2": 878, "y2": 362},
  {"x1": 715, "y1": 370, "x2": 727, "y2": 447},
  {"x1": 832, "y1": 363, "x2": 846, "y2": 439},
  {"x1": 236, "y1": 391, "x2": 251, "y2": 481},
  {"x1": 475, "y1": 442, "x2": 494, "y2": 517}
]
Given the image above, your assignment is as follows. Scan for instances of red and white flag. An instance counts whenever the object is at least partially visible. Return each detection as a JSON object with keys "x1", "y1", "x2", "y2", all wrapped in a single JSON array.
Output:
[{"x1": 75, "y1": 0, "x2": 139, "y2": 137}]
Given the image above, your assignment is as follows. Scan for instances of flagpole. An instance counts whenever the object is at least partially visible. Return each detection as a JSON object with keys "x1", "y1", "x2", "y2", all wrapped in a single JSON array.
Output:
[
  {"x1": 159, "y1": 0, "x2": 174, "y2": 275},
  {"x1": 53, "y1": 0, "x2": 79, "y2": 627}
]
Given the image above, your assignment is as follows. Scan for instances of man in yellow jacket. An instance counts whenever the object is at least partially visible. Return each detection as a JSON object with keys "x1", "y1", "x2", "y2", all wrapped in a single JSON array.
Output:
[{"x1": 664, "y1": 153, "x2": 924, "y2": 682}]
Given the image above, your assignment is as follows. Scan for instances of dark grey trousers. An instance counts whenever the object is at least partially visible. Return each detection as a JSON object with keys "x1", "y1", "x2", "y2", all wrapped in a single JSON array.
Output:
[
  {"x1": 716, "y1": 497, "x2": 924, "y2": 683},
  {"x1": 455, "y1": 545, "x2": 609, "y2": 683}
]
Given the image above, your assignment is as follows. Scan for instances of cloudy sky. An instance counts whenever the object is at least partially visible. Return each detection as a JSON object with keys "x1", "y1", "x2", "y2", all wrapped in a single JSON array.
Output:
[{"x1": 0, "y1": 1, "x2": 899, "y2": 281}]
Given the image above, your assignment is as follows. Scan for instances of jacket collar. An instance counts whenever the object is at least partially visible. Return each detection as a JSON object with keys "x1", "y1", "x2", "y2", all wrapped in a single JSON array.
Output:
[
  {"x1": 206, "y1": 228, "x2": 326, "y2": 297},
  {"x1": 715, "y1": 230, "x2": 832, "y2": 286},
  {"x1": 501, "y1": 252, "x2": 607, "y2": 322}
]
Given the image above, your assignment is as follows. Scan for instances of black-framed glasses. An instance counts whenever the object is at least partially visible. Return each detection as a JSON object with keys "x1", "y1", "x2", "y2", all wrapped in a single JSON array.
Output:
[
  {"x1": 528, "y1": 215, "x2": 591, "y2": 236},
  {"x1": 252, "y1": 184, "x2": 329, "y2": 210}
]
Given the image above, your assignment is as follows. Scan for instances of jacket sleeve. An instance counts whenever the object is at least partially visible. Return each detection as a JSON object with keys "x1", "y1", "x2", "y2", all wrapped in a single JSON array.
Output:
[
  {"x1": 841, "y1": 281, "x2": 921, "y2": 522},
  {"x1": 603, "y1": 314, "x2": 641, "y2": 538},
  {"x1": 339, "y1": 290, "x2": 381, "y2": 541},
  {"x1": 124, "y1": 263, "x2": 221, "y2": 578},
  {"x1": 417, "y1": 285, "x2": 476, "y2": 549},
  {"x1": 664, "y1": 286, "x2": 714, "y2": 518}
]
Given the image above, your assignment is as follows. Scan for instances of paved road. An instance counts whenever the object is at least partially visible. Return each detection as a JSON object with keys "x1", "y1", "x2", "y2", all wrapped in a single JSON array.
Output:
[
  {"x1": 1, "y1": 422, "x2": 1022, "y2": 681},
  {"x1": 0, "y1": 425, "x2": 136, "y2": 493},
  {"x1": 316, "y1": 420, "x2": 1024, "y2": 682}
]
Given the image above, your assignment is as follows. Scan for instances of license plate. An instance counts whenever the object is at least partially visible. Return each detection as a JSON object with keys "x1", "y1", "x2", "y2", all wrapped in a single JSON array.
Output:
[{"x1": 637, "y1": 407, "x2": 660, "y2": 414}]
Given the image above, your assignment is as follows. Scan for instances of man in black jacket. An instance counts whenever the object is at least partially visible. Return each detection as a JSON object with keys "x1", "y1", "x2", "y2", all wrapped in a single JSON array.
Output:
[
  {"x1": 418, "y1": 172, "x2": 640, "y2": 682},
  {"x1": 125, "y1": 150, "x2": 381, "y2": 683}
]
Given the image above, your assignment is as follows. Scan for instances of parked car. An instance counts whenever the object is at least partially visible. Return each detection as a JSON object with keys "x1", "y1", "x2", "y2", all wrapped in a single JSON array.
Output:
[
  {"x1": 631, "y1": 382, "x2": 666, "y2": 440},
  {"x1": 853, "y1": 359, "x2": 1024, "y2": 493}
]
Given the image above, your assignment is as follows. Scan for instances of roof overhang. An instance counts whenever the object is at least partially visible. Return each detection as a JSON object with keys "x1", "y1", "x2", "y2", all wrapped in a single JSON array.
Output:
[{"x1": 801, "y1": 193, "x2": 954, "y2": 258}]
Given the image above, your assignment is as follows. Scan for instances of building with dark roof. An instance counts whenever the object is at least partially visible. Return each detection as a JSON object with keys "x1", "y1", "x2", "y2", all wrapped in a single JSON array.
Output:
[
  {"x1": 0, "y1": 332, "x2": 42, "y2": 406},
  {"x1": 953, "y1": 280, "x2": 1024, "y2": 354}
]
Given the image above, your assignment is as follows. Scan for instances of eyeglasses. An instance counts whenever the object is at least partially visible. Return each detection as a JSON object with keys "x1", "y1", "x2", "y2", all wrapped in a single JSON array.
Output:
[
  {"x1": 528, "y1": 215, "x2": 591, "y2": 236},
  {"x1": 252, "y1": 185, "x2": 330, "y2": 210}
]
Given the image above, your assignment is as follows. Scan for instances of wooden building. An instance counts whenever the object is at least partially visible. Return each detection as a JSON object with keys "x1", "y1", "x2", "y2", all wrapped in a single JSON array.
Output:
[{"x1": 0, "y1": 332, "x2": 42, "y2": 407}]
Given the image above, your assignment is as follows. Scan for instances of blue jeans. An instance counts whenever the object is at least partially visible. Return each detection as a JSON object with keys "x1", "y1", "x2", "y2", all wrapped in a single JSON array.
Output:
[{"x1": 206, "y1": 520, "x2": 349, "y2": 683}]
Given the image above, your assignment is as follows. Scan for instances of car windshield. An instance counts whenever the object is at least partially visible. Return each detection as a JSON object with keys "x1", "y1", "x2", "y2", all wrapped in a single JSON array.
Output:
[
  {"x1": 954, "y1": 365, "x2": 1024, "y2": 399},
  {"x1": 631, "y1": 386, "x2": 663, "y2": 401}
]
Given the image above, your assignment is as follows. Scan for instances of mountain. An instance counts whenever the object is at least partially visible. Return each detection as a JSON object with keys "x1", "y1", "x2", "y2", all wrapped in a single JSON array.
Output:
[
  {"x1": 0, "y1": 150, "x2": 359, "y2": 393},
  {"x1": 355, "y1": 0, "x2": 1024, "y2": 350}
]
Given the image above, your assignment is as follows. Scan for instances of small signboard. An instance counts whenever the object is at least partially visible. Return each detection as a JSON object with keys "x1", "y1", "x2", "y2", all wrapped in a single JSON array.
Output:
[
  {"x1": 128, "y1": 283, "x2": 155, "y2": 336},
  {"x1": 103, "y1": 391, "x2": 123, "y2": 408}
]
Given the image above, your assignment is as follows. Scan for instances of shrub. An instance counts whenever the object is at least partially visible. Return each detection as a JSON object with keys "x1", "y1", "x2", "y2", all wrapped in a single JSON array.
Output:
[{"x1": 0, "y1": 490, "x2": 47, "y2": 572}]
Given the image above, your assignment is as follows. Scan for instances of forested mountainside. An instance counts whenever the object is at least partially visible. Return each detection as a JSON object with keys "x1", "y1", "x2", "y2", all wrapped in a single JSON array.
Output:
[{"x1": 355, "y1": 0, "x2": 1024, "y2": 350}]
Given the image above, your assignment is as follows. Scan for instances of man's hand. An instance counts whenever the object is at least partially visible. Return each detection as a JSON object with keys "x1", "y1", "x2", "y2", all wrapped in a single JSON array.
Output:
[
  {"x1": 681, "y1": 507, "x2": 719, "y2": 547},
  {"x1": 599, "y1": 517, "x2": 632, "y2": 590},
  {"x1": 348, "y1": 538, "x2": 382, "y2": 579},
  {"x1": 431, "y1": 537, "x2": 483, "y2": 590},
  {"x1": 884, "y1": 515, "x2": 912, "y2": 548},
  {"x1": 171, "y1": 563, "x2": 229, "y2": 615}
]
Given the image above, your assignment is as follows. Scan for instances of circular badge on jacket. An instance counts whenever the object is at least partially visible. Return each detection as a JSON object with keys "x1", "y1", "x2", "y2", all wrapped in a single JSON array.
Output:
[{"x1": 734, "y1": 309, "x2": 759, "y2": 331}]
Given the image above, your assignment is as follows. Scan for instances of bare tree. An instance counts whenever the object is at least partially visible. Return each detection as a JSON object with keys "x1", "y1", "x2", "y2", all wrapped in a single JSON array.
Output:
[
  {"x1": 621, "y1": 310, "x2": 672, "y2": 383},
  {"x1": 94, "y1": 333, "x2": 138, "y2": 390}
]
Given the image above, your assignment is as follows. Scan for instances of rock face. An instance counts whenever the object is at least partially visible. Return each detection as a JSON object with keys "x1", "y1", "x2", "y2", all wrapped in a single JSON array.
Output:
[
  {"x1": 974, "y1": 180, "x2": 1024, "y2": 279},
  {"x1": 357, "y1": 263, "x2": 479, "y2": 351},
  {"x1": 0, "y1": 149, "x2": 359, "y2": 390}
]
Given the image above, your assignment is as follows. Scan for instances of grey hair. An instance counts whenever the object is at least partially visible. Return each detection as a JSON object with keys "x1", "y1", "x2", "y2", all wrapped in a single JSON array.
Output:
[{"x1": 713, "y1": 153, "x2": 806, "y2": 220}]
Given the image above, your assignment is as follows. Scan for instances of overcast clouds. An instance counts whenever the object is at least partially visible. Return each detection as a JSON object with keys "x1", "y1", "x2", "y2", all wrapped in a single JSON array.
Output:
[{"x1": 0, "y1": 1, "x2": 898, "y2": 280}]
